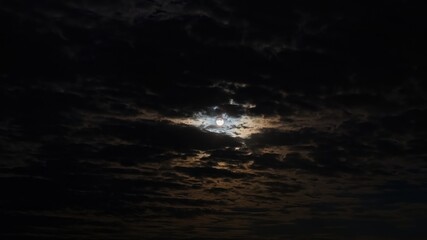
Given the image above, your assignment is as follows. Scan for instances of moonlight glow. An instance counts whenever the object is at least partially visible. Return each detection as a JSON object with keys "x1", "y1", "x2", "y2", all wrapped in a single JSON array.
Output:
[
  {"x1": 163, "y1": 103, "x2": 284, "y2": 138},
  {"x1": 162, "y1": 102, "x2": 285, "y2": 138}
]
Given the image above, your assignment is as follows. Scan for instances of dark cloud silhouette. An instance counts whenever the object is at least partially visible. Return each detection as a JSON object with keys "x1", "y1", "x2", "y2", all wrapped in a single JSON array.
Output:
[
  {"x1": 1, "y1": 0, "x2": 427, "y2": 239},
  {"x1": 174, "y1": 166, "x2": 252, "y2": 179}
]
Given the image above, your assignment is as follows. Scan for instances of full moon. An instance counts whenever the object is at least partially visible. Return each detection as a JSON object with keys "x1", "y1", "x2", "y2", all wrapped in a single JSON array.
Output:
[{"x1": 216, "y1": 117, "x2": 224, "y2": 126}]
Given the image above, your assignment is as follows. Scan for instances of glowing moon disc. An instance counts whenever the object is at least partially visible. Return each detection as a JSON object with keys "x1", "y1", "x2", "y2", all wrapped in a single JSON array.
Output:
[{"x1": 216, "y1": 117, "x2": 224, "y2": 126}]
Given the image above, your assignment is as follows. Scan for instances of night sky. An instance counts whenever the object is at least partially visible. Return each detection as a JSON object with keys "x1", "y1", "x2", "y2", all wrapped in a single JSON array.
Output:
[{"x1": 1, "y1": 1, "x2": 427, "y2": 239}]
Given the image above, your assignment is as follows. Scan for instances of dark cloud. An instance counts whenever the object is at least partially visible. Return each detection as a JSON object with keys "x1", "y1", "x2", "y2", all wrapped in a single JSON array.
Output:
[
  {"x1": 247, "y1": 128, "x2": 324, "y2": 147},
  {"x1": 174, "y1": 166, "x2": 252, "y2": 179},
  {"x1": 88, "y1": 119, "x2": 242, "y2": 151},
  {"x1": 358, "y1": 180, "x2": 427, "y2": 206},
  {"x1": 1, "y1": 0, "x2": 427, "y2": 239},
  {"x1": 261, "y1": 180, "x2": 304, "y2": 195}
]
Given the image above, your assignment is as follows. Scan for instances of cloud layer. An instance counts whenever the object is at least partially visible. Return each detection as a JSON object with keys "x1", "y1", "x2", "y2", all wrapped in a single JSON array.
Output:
[{"x1": 1, "y1": 0, "x2": 427, "y2": 239}]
